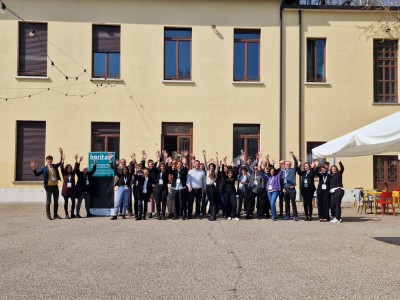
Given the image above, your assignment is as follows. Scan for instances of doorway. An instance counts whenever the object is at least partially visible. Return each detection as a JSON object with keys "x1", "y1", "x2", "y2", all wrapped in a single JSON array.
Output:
[
  {"x1": 162, "y1": 123, "x2": 193, "y2": 160},
  {"x1": 373, "y1": 155, "x2": 400, "y2": 191}
]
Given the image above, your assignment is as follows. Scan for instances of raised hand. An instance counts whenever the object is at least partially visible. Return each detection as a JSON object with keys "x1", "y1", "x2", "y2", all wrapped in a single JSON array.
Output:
[
  {"x1": 130, "y1": 153, "x2": 136, "y2": 159},
  {"x1": 62, "y1": 154, "x2": 66, "y2": 161},
  {"x1": 162, "y1": 150, "x2": 168, "y2": 158},
  {"x1": 94, "y1": 159, "x2": 97, "y2": 164},
  {"x1": 74, "y1": 154, "x2": 79, "y2": 161},
  {"x1": 30, "y1": 161, "x2": 37, "y2": 169},
  {"x1": 108, "y1": 153, "x2": 113, "y2": 160},
  {"x1": 182, "y1": 157, "x2": 187, "y2": 165},
  {"x1": 116, "y1": 159, "x2": 120, "y2": 166},
  {"x1": 79, "y1": 156, "x2": 83, "y2": 163},
  {"x1": 59, "y1": 147, "x2": 63, "y2": 155}
]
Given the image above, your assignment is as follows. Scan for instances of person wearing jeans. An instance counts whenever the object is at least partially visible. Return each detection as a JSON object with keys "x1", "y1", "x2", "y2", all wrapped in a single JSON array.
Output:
[
  {"x1": 281, "y1": 152, "x2": 299, "y2": 221},
  {"x1": 263, "y1": 168, "x2": 281, "y2": 221}
]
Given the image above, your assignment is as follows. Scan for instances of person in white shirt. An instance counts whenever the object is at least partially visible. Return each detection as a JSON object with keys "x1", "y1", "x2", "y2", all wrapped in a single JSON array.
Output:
[{"x1": 187, "y1": 160, "x2": 206, "y2": 219}]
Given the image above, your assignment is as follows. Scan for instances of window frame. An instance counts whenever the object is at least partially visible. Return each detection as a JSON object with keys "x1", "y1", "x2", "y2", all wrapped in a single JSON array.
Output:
[
  {"x1": 163, "y1": 27, "x2": 192, "y2": 81},
  {"x1": 233, "y1": 29, "x2": 261, "y2": 82},
  {"x1": 306, "y1": 38, "x2": 326, "y2": 83},
  {"x1": 92, "y1": 25, "x2": 121, "y2": 79},
  {"x1": 373, "y1": 39, "x2": 398, "y2": 103},
  {"x1": 233, "y1": 124, "x2": 260, "y2": 159}
]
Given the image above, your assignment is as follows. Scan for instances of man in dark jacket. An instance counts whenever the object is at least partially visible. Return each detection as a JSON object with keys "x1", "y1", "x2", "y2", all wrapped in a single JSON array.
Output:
[
  {"x1": 31, "y1": 147, "x2": 63, "y2": 220},
  {"x1": 76, "y1": 157, "x2": 97, "y2": 217}
]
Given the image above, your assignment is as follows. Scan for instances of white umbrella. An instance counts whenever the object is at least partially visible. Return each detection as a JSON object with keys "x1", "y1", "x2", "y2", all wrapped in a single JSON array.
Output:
[{"x1": 312, "y1": 111, "x2": 400, "y2": 158}]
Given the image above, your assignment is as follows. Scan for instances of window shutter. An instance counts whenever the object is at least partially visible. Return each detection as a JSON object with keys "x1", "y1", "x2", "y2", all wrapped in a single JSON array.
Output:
[
  {"x1": 18, "y1": 23, "x2": 48, "y2": 76},
  {"x1": 93, "y1": 25, "x2": 121, "y2": 53}
]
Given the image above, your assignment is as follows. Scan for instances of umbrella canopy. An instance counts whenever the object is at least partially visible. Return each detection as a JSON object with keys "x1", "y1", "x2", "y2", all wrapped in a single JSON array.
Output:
[{"x1": 312, "y1": 111, "x2": 400, "y2": 158}]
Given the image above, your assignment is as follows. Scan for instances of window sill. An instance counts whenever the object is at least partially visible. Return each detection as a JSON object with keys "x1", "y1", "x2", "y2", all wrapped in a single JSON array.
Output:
[
  {"x1": 232, "y1": 81, "x2": 264, "y2": 85},
  {"x1": 15, "y1": 76, "x2": 50, "y2": 80},
  {"x1": 372, "y1": 102, "x2": 400, "y2": 106},
  {"x1": 162, "y1": 80, "x2": 195, "y2": 84},
  {"x1": 12, "y1": 181, "x2": 43, "y2": 185},
  {"x1": 90, "y1": 78, "x2": 124, "y2": 82},
  {"x1": 304, "y1": 82, "x2": 330, "y2": 85}
]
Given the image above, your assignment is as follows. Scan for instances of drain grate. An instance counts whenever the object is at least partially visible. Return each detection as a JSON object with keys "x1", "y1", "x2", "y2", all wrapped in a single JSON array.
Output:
[{"x1": 373, "y1": 237, "x2": 400, "y2": 246}]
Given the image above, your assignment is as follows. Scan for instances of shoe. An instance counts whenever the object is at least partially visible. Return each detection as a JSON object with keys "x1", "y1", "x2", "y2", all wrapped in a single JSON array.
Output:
[
  {"x1": 181, "y1": 217, "x2": 186, "y2": 220},
  {"x1": 172, "y1": 216, "x2": 177, "y2": 220},
  {"x1": 157, "y1": 216, "x2": 162, "y2": 220},
  {"x1": 162, "y1": 215, "x2": 166, "y2": 220},
  {"x1": 128, "y1": 212, "x2": 134, "y2": 217},
  {"x1": 65, "y1": 214, "x2": 70, "y2": 219},
  {"x1": 47, "y1": 215, "x2": 53, "y2": 220},
  {"x1": 148, "y1": 213, "x2": 153, "y2": 218},
  {"x1": 330, "y1": 218, "x2": 339, "y2": 223},
  {"x1": 143, "y1": 216, "x2": 146, "y2": 220},
  {"x1": 293, "y1": 217, "x2": 298, "y2": 221},
  {"x1": 319, "y1": 219, "x2": 323, "y2": 222},
  {"x1": 187, "y1": 215, "x2": 192, "y2": 220},
  {"x1": 270, "y1": 217, "x2": 276, "y2": 221},
  {"x1": 284, "y1": 216, "x2": 290, "y2": 221},
  {"x1": 110, "y1": 216, "x2": 117, "y2": 220},
  {"x1": 77, "y1": 215, "x2": 82, "y2": 218},
  {"x1": 135, "y1": 216, "x2": 142, "y2": 221},
  {"x1": 54, "y1": 215, "x2": 62, "y2": 219},
  {"x1": 339, "y1": 219, "x2": 342, "y2": 223},
  {"x1": 245, "y1": 215, "x2": 253, "y2": 220},
  {"x1": 227, "y1": 217, "x2": 232, "y2": 220},
  {"x1": 87, "y1": 213, "x2": 94, "y2": 218},
  {"x1": 122, "y1": 215, "x2": 126, "y2": 219},
  {"x1": 71, "y1": 213, "x2": 76, "y2": 219},
  {"x1": 118, "y1": 213, "x2": 122, "y2": 217},
  {"x1": 309, "y1": 216, "x2": 312, "y2": 221},
  {"x1": 305, "y1": 216, "x2": 309, "y2": 221},
  {"x1": 233, "y1": 217, "x2": 240, "y2": 221}
]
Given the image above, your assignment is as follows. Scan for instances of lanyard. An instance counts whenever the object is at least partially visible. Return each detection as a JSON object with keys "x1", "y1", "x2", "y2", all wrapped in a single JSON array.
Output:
[
  {"x1": 323, "y1": 175, "x2": 327, "y2": 184},
  {"x1": 68, "y1": 175, "x2": 71, "y2": 183},
  {"x1": 123, "y1": 177, "x2": 128, "y2": 185}
]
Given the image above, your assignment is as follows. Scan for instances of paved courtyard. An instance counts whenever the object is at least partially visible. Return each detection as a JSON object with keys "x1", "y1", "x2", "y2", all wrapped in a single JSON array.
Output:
[{"x1": 0, "y1": 203, "x2": 399, "y2": 300}]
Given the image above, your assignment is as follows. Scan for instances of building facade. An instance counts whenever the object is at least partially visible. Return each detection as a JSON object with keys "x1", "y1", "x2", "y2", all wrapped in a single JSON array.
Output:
[{"x1": 0, "y1": 0, "x2": 399, "y2": 202}]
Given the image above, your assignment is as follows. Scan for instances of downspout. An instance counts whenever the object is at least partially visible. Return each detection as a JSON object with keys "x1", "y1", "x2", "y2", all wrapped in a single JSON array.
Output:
[
  {"x1": 279, "y1": 1, "x2": 284, "y2": 160},
  {"x1": 298, "y1": 9, "x2": 303, "y2": 161}
]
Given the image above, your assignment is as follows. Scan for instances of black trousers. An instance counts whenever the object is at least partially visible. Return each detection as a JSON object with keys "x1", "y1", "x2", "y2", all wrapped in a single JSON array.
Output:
[
  {"x1": 63, "y1": 196, "x2": 75, "y2": 214},
  {"x1": 284, "y1": 188, "x2": 298, "y2": 217},
  {"x1": 317, "y1": 189, "x2": 330, "y2": 220},
  {"x1": 238, "y1": 188, "x2": 248, "y2": 216},
  {"x1": 154, "y1": 185, "x2": 168, "y2": 217},
  {"x1": 138, "y1": 193, "x2": 150, "y2": 217},
  {"x1": 45, "y1": 186, "x2": 59, "y2": 217},
  {"x1": 188, "y1": 188, "x2": 203, "y2": 217},
  {"x1": 331, "y1": 189, "x2": 345, "y2": 220},
  {"x1": 279, "y1": 191, "x2": 284, "y2": 216},
  {"x1": 132, "y1": 186, "x2": 139, "y2": 217},
  {"x1": 173, "y1": 189, "x2": 187, "y2": 218},
  {"x1": 224, "y1": 191, "x2": 236, "y2": 218},
  {"x1": 301, "y1": 188, "x2": 315, "y2": 217},
  {"x1": 206, "y1": 184, "x2": 217, "y2": 219},
  {"x1": 249, "y1": 190, "x2": 265, "y2": 217}
]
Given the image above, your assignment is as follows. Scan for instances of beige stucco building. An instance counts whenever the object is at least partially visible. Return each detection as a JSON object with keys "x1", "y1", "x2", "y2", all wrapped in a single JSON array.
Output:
[{"x1": 0, "y1": 0, "x2": 399, "y2": 202}]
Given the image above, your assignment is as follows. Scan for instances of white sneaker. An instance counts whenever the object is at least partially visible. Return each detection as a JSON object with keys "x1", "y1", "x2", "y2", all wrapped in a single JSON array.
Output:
[
  {"x1": 339, "y1": 219, "x2": 342, "y2": 223},
  {"x1": 330, "y1": 218, "x2": 339, "y2": 223},
  {"x1": 227, "y1": 217, "x2": 232, "y2": 220},
  {"x1": 233, "y1": 217, "x2": 240, "y2": 221}
]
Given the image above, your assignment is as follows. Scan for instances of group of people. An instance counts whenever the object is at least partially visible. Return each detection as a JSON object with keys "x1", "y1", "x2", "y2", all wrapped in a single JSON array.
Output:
[
  {"x1": 30, "y1": 148, "x2": 97, "y2": 220},
  {"x1": 30, "y1": 148, "x2": 345, "y2": 223},
  {"x1": 109, "y1": 149, "x2": 345, "y2": 223}
]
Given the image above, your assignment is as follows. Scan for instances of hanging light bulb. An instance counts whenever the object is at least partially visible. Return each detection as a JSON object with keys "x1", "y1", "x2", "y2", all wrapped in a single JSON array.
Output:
[
  {"x1": 0, "y1": 1, "x2": 6, "y2": 13},
  {"x1": 29, "y1": 29, "x2": 36, "y2": 37}
]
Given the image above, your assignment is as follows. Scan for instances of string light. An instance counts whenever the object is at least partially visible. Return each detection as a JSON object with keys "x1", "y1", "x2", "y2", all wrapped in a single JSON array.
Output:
[{"x1": 0, "y1": 1, "x2": 89, "y2": 80}]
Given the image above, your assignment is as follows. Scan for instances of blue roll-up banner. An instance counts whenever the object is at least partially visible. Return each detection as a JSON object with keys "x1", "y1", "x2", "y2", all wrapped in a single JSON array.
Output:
[{"x1": 88, "y1": 152, "x2": 115, "y2": 216}]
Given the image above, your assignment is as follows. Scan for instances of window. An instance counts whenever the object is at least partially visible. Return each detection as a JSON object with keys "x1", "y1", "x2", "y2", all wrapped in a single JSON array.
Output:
[
  {"x1": 162, "y1": 123, "x2": 193, "y2": 160},
  {"x1": 374, "y1": 40, "x2": 398, "y2": 103},
  {"x1": 92, "y1": 25, "x2": 121, "y2": 79},
  {"x1": 164, "y1": 28, "x2": 192, "y2": 80},
  {"x1": 307, "y1": 39, "x2": 326, "y2": 82},
  {"x1": 306, "y1": 141, "x2": 326, "y2": 164},
  {"x1": 234, "y1": 29, "x2": 260, "y2": 81},
  {"x1": 374, "y1": 156, "x2": 400, "y2": 190},
  {"x1": 233, "y1": 125, "x2": 260, "y2": 159},
  {"x1": 91, "y1": 122, "x2": 120, "y2": 159},
  {"x1": 18, "y1": 23, "x2": 48, "y2": 77},
  {"x1": 16, "y1": 121, "x2": 46, "y2": 181}
]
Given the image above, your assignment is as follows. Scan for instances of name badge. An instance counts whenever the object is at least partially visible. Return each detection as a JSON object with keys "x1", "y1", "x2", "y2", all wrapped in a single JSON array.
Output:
[
  {"x1": 268, "y1": 184, "x2": 273, "y2": 191},
  {"x1": 322, "y1": 184, "x2": 327, "y2": 190},
  {"x1": 239, "y1": 183, "x2": 243, "y2": 189},
  {"x1": 143, "y1": 190, "x2": 147, "y2": 194},
  {"x1": 51, "y1": 176, "x2": 56, "y2": 182},
  {"x1": 159, "y1": 179, "x2": 163, "y2": 185},
  {"x1": 304, "y1": 179, "x2": 308, "y2": 184},
  {"x1": 67, "y1": 182, "x2": 72, "y2": 188},
  {"x1": 136, "y1": 181, "x2": 139, "y2": 186},
  {"x1": 253, "y1": 180, "x2": 258, "y2": 186},
  {"x1": 176, "y1": 179, "x2": 181, "y2": 184},
  {"x1": 86, "y1": 180, "x2": 89, "y2": 185},
  {"x1": 284, "y1": 179, "x2": 287, "y2": 184}
]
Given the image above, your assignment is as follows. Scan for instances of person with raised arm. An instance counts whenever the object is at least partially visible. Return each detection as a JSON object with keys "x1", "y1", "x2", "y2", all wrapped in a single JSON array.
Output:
[
  {"x1": 203, "y1": 150, "x2": 219, "y2": 221},
  {"x1": 297, "y1": 160, "x2": 317, "y2": 221},
  {"x1": 329, "y1": 159, "x2": 345, "y2": 223},
  {"x1": 109, "y1": 153, "x2": 133, "y2": 220},
  {"x1": 75, "y1": 155, "x2": 97, "y2": 218},
  {"x1": 168, "y1": 157, "x2": 189, "y2": 220},
  {"x1": 314, "y1": 161, "x2": 331, "y2": 222},
  {"x1": 153, "y1": 157, "x2": 169, "y2": 220},
  {"x1": 61, "y1": 153, "x2": 79, "y2": 219},
  {"x1": 134, "y1": 167, "x2": 154, "y2": 220},
  {"x1": 187, "y1": 157, "x2": 206, "y2": 220},
  {"x1": 31, "y1": 147, "x2": 64, "y2": 220},
  {"x1": 281, "y1": 151, "x2": 299, "y2": 221}
]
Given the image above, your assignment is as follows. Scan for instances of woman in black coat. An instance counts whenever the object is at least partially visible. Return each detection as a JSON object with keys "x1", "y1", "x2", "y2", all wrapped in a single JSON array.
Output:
[{"x1": 297, "y1": 161, "x2": 316, "y2": 221}]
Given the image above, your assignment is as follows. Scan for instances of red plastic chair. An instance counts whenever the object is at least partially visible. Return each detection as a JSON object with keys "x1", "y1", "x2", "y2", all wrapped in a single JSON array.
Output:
[{"x1": 376, "y1": 192, "x2": 395, "y2": 216}]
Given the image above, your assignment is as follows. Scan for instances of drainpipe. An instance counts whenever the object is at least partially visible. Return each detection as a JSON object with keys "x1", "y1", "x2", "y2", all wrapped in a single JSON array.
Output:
[
  {"x1": 298, "y1": 9, "x2": 303, "y2": 161},
  {"x1": 279, "y1": 1, "x2": 284, "y2": 160}
]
